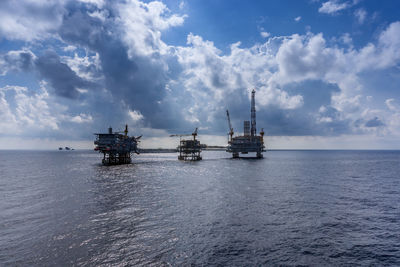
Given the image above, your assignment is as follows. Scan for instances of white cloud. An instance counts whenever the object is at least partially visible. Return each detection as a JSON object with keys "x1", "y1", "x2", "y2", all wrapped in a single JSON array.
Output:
[
  {"x1": 260, "y1": 31, "x2": 270, "y2": 38},
  {"x1": 340, "y1": 33, "x2": 353, "y2": 47},
  {"x1": 63, "y1": 52, "x2": 103, "y2": 81},
  {"x1": 87, "y1": 9, "x2": 109, "y2": 22},
  {"x1": 269, "y1": 22, "x2": 400, "y2": 118},
  {"x1": 319, "y1": 0, "x2": 350, "y2": 14},
  {"x1": 69, "y1": 113, "x2": 93, "y2": 123},
  {"x1": 0, "y1": 85, "x2": 59, "y2": 134},
  {"x1": 63, "y1": 45, "x2": 77, "y2": 52},
  {"x1": 349, "y1": 22, "x2": 400, "y2": 72},
  {"x1": 386, "y1": 99, "x2": 400, "y2": 112},
  {"x1": 128, "y1": 109, "x2": 144, "y2": 122},
  {"x1": 116, "y1": 0, "x2": 187, "y2": 56},
  {"x1": 385, "y1": 100, "x2": 400, "y2": 136},
  {"x1": 174, "y1": 33, "x2": 305, "y2": 118},
  {"x1": 318, "y1": 116, "x2": 333, "y2": 123},
  {"x1": 274, "y1": 33, "x2": 333, "y2": 83},
  {"x1": 0, "y1": 88, "x2": 19, "y2": 133},
  {"x1": 377, "y1": 21, "x2": 400, "y2": 67},
  {"x1": 0, "y1": 82, "x2": 100, "y2": 138},
  {"x1": 78, "y1": 0, "x2": 105, "y2": 8},
  {"x1": 171, "y1": 21, "x2": 400, "y2": 133},
  {"x1": 179, "y1": 1, "x2": 185, "y2": 10},
  {"x1": 354, "y1": 8, "x2": 367, "y2": 24},
  {"x1": 0, "y1": 0, "x2": 66, "y2": 41},
  {"x1": 14, "y1": 86, "x2": 59, "y2": 131}
]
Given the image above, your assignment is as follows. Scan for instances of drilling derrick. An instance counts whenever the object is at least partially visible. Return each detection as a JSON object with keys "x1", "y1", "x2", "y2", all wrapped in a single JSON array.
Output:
[
  {"x1": 251, "y1": 89, "x2": 256, "y2": 137},
  {"x1": 170, "y1": 128, "x2": 202, "y2": 161},
  {"x1": 226, "y1": 89, "x2": 266, "y2": 158},
  {"x1": 94, "y1": 124, "x2": 141, "y2": 165}
]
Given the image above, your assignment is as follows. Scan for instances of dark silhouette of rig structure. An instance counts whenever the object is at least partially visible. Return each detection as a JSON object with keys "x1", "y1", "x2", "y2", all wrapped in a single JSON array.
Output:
[
  {"x1": 94, "y1": 125, "x2": 141, "y2": 165},
  {"x1": 93, "y1": 90, "x2": 266, "y2": 162},
  {"x1": 170, "y1": 128, "x2": 202, "y2": 161},
  {"x1": 226, "y1": 89, "x2": 266, "y2": 158}
]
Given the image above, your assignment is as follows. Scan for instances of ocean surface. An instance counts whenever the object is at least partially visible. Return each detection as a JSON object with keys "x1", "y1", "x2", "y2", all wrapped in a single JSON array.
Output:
[{"x1": 1, "y1": 150, "x2": 400, "y2": 266}]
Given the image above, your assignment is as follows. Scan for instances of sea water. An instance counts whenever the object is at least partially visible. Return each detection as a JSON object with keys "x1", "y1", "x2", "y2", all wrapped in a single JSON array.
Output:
[{"x1": 1, "y1": 150, "x2": 399, "y2": 265}]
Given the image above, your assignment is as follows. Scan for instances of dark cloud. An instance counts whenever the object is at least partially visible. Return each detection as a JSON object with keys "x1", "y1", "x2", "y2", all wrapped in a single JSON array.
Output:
[
  {"x1": 365, "y1": 117, "x2": 385, "y2": 127},
  {"x1": 250, "y1": 81, "x2": 351, "y2": 136},
  {"x1": 58, "y1": 8, "x2": 104, "y2": 48},
  {"x1": 0, "y1": 48, "x2": 97, "y2": 99},
  {"x1": 257, "y1": 107, "x2": 327, "y2": 136},
  {"x1": 0, "y1": 50, "x2": 35, "y2": 73},
  {"x1": 58, "y1": 6, "x2": 186, "y2": 130},
  {"x1": 285, "y1": 80, "x2": 340, "y2": 111},
  {"x1": 8, "y1": 52, "x2": 34, "y2": 71},
  {"x1": 35, "y1": 50, "x2": 95, "y2": 99}
]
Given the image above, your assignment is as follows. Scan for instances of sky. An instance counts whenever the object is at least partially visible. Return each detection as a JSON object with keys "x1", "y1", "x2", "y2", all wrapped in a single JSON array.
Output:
[{"x1": 1, "y1": 0, "x2": 400, "y2": 149}]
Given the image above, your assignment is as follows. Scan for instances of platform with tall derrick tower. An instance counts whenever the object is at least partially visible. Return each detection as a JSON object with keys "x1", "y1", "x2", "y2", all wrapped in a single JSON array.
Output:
[
  {"x1": 226, "y1": 89, "x2": 266, "y2": 158},
  {"x1": 94, "y1": 125, "x2": 141, "y2": 165},
  {"x1": 170, "y1": 128, "x2": 202, "y2": 161}
]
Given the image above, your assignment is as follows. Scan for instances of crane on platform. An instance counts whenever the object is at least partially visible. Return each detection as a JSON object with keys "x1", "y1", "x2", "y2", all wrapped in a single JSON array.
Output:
[
  {"x1": 226, "y1": 110, "x2": 234, "y2": 141},
  {"x1": 170, "y1": 127, "x2": 198, "y2": 141},
  {"x1": 192, "y1": 127, "x2": 198, "y2": 140}
]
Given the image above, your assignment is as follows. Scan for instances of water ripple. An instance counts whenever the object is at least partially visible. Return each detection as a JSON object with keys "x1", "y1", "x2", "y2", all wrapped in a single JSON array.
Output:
[{"x1": 1, "y1": 150, "x2": 400, "y2": 265}]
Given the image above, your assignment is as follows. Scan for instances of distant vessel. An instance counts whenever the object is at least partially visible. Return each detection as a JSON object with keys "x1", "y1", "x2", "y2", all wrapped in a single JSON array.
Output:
[
  {"x1": 226, "y1": 89, "x2": 266, "y2": 158},
  {"x1": 94, "y1": 125, "x2": 141, "y2": 165},
  {"x1": 59, "y1": 147, "x2": 74, "y2": 151}
]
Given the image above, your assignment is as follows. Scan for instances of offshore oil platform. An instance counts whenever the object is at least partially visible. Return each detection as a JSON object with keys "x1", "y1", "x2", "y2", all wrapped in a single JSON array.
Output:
[
  {"x1": 170, "y1": 128, "x2": 202, "y2": 161},
  {"x1": 94, "y1": 125, "x2": 141, "y2": 165},
  {"x1": 226, "y1": 89, "x2": 266, "y2": 158}
]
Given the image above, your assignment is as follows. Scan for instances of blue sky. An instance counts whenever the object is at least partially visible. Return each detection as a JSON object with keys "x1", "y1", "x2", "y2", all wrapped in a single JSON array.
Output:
[{"x1": 0, "y1": 0, "x2": 400, "y2": 149}]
